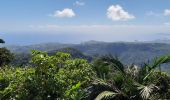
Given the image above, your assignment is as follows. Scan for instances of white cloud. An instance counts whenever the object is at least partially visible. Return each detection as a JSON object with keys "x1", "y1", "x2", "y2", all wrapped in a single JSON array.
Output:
[
  {"x1": 73, "y1": 1, "x2": 85, "y2": 6},
  {"x1": 107, "y1": 5, "x2": 135, "y2": 21},
  {"x1": 50, "y1": 8, "x2": 75, "y2": 18},
  {"x1": 164, "y1": 9, "x2": 170, "y2": 16}
]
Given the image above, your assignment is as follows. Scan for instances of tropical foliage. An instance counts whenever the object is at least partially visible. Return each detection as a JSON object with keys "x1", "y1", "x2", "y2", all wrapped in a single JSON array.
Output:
[
  {"x1": 0, "y1": 50, "x2": 96, "y2": 99},
  {"x1": 0, "y1": 43, "x2": 170, "y2": 99},
  {"x1": 87, "y1": 55, "x2": 170, "y2": 100}
]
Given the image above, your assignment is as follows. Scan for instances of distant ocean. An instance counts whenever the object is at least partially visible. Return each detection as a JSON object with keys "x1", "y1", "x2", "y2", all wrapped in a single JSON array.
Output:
[{"x1": 0, "y1": 31, "x2": 163, "y2": 45}]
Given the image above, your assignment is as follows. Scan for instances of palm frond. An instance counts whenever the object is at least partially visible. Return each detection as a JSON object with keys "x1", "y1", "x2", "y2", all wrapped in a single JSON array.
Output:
[
  {"x1": 126, "y1": 65, "x2": 140, "y2": 79},
  {"x1": 152, "y1": 55, "x2": 170, "y2": 69},
  {"x1": 138, "y1": 84, "x2": 159, "y2": 99},
  {"x1": 143, "y1": 69, "x2": 155, "y2": 81},
  {"x1": 101, "y1": 55, "x2": 125, "y2": 74},
  {"x1": 94, "y1": 91, "x2": 117, "y2": 100},
  {"x1": 85, "y1": 79, "x2": 113, "y2": 99},
  {"x1": 142, "y1": 55, "x2": 170, "y2": 81},
  {"x1": 85, "y1": 79, "x2": 126, "y2": 100}
]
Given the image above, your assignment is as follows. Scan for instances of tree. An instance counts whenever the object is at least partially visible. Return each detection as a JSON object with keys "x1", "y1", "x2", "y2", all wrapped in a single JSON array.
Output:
[
  {"x1": 0, "y1": 39, "x2": 13, "y2": 66},
  {"x1": 0, "y1": 48, "x2": 13, "y2": 66},
  {"x1": 0, "y1": 39, "x2": 5, "y2": 44},
  {"x1": 86, "y1": 55, "x2": 170, "y2": 100},
  {"x1": 0, "y1": 50, "x2": 95, "y2": 99}
]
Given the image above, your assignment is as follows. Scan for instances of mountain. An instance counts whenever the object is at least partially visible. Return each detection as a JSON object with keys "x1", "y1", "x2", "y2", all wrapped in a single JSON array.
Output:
[
  {"x1": 6, "y1": 41, "x2": 170, "y2": 71},
  {"x1": 73, "y1": 42, "x2": 170, "y2": 64},
  {"x1": 5, "y1": 43, "x2": 74, "y2": 53},
  {"x1": 12, "y1": 47, "x2": 92, "y2": 66}
]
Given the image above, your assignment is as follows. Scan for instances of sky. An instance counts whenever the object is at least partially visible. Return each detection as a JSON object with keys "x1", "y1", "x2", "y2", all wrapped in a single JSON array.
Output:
[{"x1": 0, "y1": 0, "x2": 170, "y2": 45}]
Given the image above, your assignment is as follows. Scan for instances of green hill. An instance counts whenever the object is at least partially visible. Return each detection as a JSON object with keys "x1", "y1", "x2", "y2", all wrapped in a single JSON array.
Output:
[{"x1": 7, "y1": 41, "x2": 170, "y2": 71}]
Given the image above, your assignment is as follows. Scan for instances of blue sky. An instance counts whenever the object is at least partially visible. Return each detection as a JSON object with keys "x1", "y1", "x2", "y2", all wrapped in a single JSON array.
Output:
[{"x1": 0, "y1": 0, "x2": 170, "y2": 45}]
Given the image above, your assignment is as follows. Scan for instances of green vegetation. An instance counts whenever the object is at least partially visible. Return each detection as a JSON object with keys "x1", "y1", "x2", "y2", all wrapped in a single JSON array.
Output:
[
  {"x1": 0, "y1": 39, "x2": 13, "y2": 67},
  {"x1": 1, "y1": 39, "x2": 170, "y2": 99},
  {"x1": 0, "y1": 50, "x2": 95, "y2": 99},
  {"x1": 87, "y1": 55, "x2": 170, "y2": 99},
  {"x1": 7, "y1": 41, "x2": 170, "y2": 71},
  {"x1": 0, "y1": 48, "x2": 14, "y2": 67},
  {"x1": 0, "y1": 51, "x2": 170, "y2": 99}
]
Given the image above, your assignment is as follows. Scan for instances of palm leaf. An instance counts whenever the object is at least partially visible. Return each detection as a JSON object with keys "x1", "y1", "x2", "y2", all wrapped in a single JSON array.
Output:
[
  {"x1": 95, "y1": 91, "x2": 118, "y2": 100},
  {"x1": 85, "y1": 79, "x2": 125, "y2": 100},
  {"x1": 85, "y1": 79, "x2": 113, "y2": 99},
  {"x1": 152, "y1": 55, "x2": 170, "y2": 69},
  {"x1": 143, "y1": 69, "x2": 154, "y2": 81},
  {"x1": 101, "y1": 55, "x2": 125, "y2": 74},
  {"x1": 137, "y1": 84, "x2": 159, "y2": 99},
  {"x1": 143, "y1": 55, "x2": 170, "y2": 81},
  {"x1": 126, "y1": 65, "x2": 140, "y2": 79}
]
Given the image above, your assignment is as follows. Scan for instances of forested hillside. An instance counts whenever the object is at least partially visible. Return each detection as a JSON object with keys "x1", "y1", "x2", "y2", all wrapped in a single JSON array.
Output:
[{"x1": 7, "y1": 41, "x2": 170, "y2": 71}]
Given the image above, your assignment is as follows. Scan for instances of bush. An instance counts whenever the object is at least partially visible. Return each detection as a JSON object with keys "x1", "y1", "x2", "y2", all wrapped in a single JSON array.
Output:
[{"x1": 0, "y1": 50, "x2": 96, "y2": 99}]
